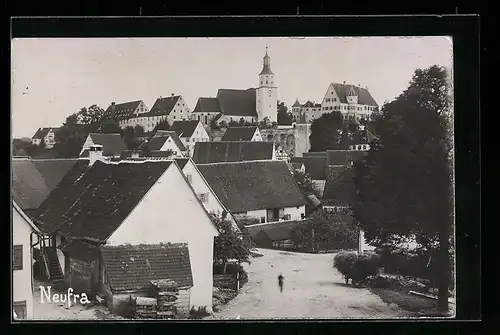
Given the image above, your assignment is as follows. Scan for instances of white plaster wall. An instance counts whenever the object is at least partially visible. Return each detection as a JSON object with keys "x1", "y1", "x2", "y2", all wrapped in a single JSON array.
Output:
[
  {"x1": 246, "y1": 209, "x2": 268, "y2": 223},
  {"x1": 55, "y1": 235, "x2": 65, "y2": 275},
  {"x1": 283, "y1": 205, "x2": 306, "y2": 220},
  {"x1": 252, "y1": 129, "x2": 263, "y2": 141},
  {"x1": 79, "y1": 135, "x2": 95, "y2": 156},
  {"x1": 160, "y1": 137, "x2": 182, "y2": 154},
  {"x1": 13, "y1": 208, "x2": 34, "y2": 319},
  {"x1": 106, "y1": 164, "x2": 218, "y2": 312}
]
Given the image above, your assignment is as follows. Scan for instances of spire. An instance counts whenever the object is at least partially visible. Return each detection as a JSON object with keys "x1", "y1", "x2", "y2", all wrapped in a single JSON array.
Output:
[{"x1": 259, "y1": 47, "x2": 274, "y2": 75}]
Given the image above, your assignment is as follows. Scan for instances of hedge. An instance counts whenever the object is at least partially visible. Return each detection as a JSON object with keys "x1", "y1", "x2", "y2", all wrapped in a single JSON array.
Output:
[{"x1": 333, "y1": 251, "x2": 381, "y2": 285}]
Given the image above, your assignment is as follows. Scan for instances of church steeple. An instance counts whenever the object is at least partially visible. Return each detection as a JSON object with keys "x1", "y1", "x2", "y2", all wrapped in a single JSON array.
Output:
[{"x1": 259, "y1": 47, "x2": 274, "y2": 75}]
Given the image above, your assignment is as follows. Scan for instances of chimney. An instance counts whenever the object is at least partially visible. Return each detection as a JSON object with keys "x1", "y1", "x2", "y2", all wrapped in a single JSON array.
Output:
[
  {"x1": 111, "y1": 102, "x2": 115, "y2": 105},
  {"x1": 88, "y1": 144, "x2": 103, "y2": 166},
  {"x1": 343, "y1": 81, "x2": 346, "y2": 84},
  {"x1": 171, "y1": 93, "x2": 174, "y2": 98}
]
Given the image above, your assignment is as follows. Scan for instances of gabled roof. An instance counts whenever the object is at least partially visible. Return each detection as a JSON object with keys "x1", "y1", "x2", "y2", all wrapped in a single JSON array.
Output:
[
  {"x1": 292, "y1": 99, "x2": 301, "y2": 108},
  {"x1": 331, "y1": 83, "x2": 378, "y2": 106},
  {"x1": 171, "y1": 120, "x2": 200, "y2": 138},
  {"x1": 87, "y1": 133, "x2": 127, "y2": 156},
  {"x1": 197, "y1": 161, "x2": 308, "y2": 213},
  {"x1": 290, "y1": 156, "x2": 327, "y2": 180},
  {"x1": 12, "y1": 158, "x2": 80, "y2": 210},
  {"x1": 173, "y1": 158, "x2": 189, "y2": 170},
  {"x1": 221, "y1": 127, "x2": 258, "y2": 141},
  {"x1": 140, "y1": 131, "x2": 186, "y2": 152},
  {"x1": 246, "y1": 219, "x2": 310, "y2": 241},
  {"x1": 101, "y1": 243, "x2": 193, "y2": 292},
  {"x1": 192, "y1": 97, "x2": 221, "y2": 114},
  {"x1": 149, "y1": 96, "x2": 181, "y2": 116},
  {"x1": 32, "y1": 127, "x2": 58, "y2": 139},
  {"x1": 103, "y1": 100, "x2": 143, "y2": 121},
  {"x1": 193, "y1": 141, "x2": 274, "y2": 164},
  {"x1": 326, "y1": 150, "x2": 368, "y2": 166},
  {"x1": 34, "y1": 160, "x2": 173, "y2": 239},
  {"x1": 216, "y1": 88, "x2": 257, "y2": 117},
  {"x1": 350, "y1": 128, "x2": 379, "y2": 145},
  {"x1": 302, "y1": 101, "x2": 317, "y2": 108},
  {"x1": 323, "y1": 166, "x2": 356, "y2": 206}
]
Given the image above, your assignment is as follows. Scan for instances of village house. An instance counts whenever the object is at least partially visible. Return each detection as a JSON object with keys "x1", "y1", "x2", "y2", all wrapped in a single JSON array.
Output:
[
  {"x1": 170, "y1": 120, "x2": 210, "y2": 156},
  {"x1": 245, "y1": 219, "x2": 311, "y2": 250},
  {"x1": 101, "y1": 100, "x2": 150, "y2": 130},
  {"x1": 348, "y1": 125, "x2": 379, "y2": 151},
  {"x1": 102, "y1": 95, "x2": 191, "y2": 133},
  {"x1": 13, "y1": 201, "x2": 41, "y2": 320},
  {"x1": 320, "y1": 82, "x2": 379, "y2": 122},
  {"x1": 31, "y1": 127, "x2": 59, "y2": 148},
  {"x1": 191, "y1": 48, "x2": 278, "y2": 126},
  {"x1": 79, "y1": 133, "x2": 127, "y2": 158},
  {"x1": 221, "y1": 126, "x2": 263, "y2": 142},
  {"x1": 192, "y1": 141, "x2": 276, "y2": 164},
  {"x1": 197, "y1": 160, "x2": 308, "y2": 224},
  {"x1": 33, "y1": 149, "x2": 218, "y2": 315},
  {"x1": 290, "y1": 100, "x2": 321, "y2": 123},
  {"x1": 138, "y1": 130, "x2": 188, "y2": 157}
]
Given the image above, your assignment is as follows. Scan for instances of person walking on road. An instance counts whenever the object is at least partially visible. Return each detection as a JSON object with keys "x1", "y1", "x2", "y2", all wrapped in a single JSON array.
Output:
[{"x1": 278, "y1": 273, "x2": 284, "y2": 293}]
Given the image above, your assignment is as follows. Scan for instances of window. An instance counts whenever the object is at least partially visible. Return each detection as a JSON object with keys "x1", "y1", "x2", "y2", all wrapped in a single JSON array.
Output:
[
  {"x1": 334, "y1": 98, "x2": 337, "y2": 101},
  {"x1": 13, "y1": 301, "x2": 27, "y2": 320},
  {"x1": 357, "y1": 145, "x2": 361, "y2": 150},
  {"x1": 13, "y1": 245, "x2": 22, "y2": 270},
  {"x1": 363, "y1": 145, "x2": 367, "y2": 150},
  {"x1": 199, "y1": 193, "x2": 209, "y2": 203},
  {"x1": 186, "y1": 174, "x2": 192, "y2": 183},
  {"x1": 260, "y1": 217, "x2": 266, "y2": 223},
  {"x1": 186, "y1": 138, "x2": 190, "y2": 142},
  {"x1": 301, "y1": 213, "x2": 305, "y2": 219},
  {"x1": 296, "y1": 206, "x2": 300, "y2": 209},
  {"x1": 266, "y1": 81, "x2": 268, "y2": 84},
  {"x1": 261, "y1": 81, "x2": 263, "y2": 85}
]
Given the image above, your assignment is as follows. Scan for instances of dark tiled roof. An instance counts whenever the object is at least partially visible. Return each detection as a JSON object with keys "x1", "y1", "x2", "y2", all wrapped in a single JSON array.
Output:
[
  {"x1": 221, "y1": 127, "x2": 258, "y2": 141},
  {"x1": 34, "y1": 160, "x2": 172, "y2": 239},
  {"x1": 216, "y1": 89, "x2": 257, "y2": 117},
  {"x1": 12, "y1": 159, "x2": 79, "y2": 210},
  {"x1": 149, "y1": 96, "x2": 181, "y2": 116},
  {"x1": 323, "y1": 166, "x2": 356, "y2": 206},
  {"x1": 303, "y1": 152, "x2": 327, "y2": 158},
  {"x1": 332, "y1": 83, "x2": 378, "y2": 106},
  {"x1": 103, "y1": 101, "x2": 143, "y2": 121},
  {"x1": 174, "y1": 158, "x2": 189, "y2": 170},
  {"x1": 292, "y1": 99, "x2": 301, "y2": 108},
  {"x1": 290, "y1": 156, "x2": 327, "y2": 180},
  {"x1": 58, "y1": 239, "x2": 100, "y2": 261},
  {"x1": 193, "y1": 97, "x2": 221, "y2": 114},
  {"x1": 350, "y1": 128, "x2": 379, "y2": 145},
  {"x1": 87, "y1": 133, "x2": 127, "y2": 156},
  {"x1": 193, "y1": 141, "x2": 274, "y2": 164},
  {"x1": 197, "y1": 161, "x2": 308, "y2": 212},
  {"x1": 101, "y1": 243, "x2": 193, "y2": 292},
  {"x1": 291, "y1": 162, "x2": 305, "y2": 170},
  {"x1": 302, "y1": 101, "x2": 319, "y2": 108},
  {"x1": 326, "y1": 150, "x2": 368, "y2": 166},
  {"x1": 246, "y1": 219, "x2": 310, "y2": 241},
  {"x1": 171, "y1": 120, "x2": 200, "y2": 138},
  {"x1": 32, "y1": 127, "x2": 58, "y2": 139},
  {"x1": 140, "y1": 132, "x2": 187, "y2": 152}
]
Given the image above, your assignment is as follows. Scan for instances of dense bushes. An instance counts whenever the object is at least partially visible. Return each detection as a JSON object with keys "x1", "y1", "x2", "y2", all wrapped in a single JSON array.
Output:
[{"x1": 333, "y1": 251, "x2": 381, "y2": 285}]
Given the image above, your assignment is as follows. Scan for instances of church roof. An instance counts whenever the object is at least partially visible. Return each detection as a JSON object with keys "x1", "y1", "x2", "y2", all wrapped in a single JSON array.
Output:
[
  {"x1": 216, "y1": 89, "x2": 257, "y2": 118},
  {"x1": 192, "y1": 97, "x2": 221, "y2": 114},
  {"x1": 259, "y1": 49, "x2": 273, "y2": 75}
]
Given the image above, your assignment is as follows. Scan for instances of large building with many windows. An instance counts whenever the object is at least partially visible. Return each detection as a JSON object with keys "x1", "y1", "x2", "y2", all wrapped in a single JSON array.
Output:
[{"x1": 319, "y1": 82, "x2": 379, "y2": 122}]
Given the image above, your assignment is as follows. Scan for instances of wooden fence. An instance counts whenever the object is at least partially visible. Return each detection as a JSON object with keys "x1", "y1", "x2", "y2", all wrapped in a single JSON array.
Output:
[{"x1": 213, "y1": 273, "x2": 239, "y2": 291}]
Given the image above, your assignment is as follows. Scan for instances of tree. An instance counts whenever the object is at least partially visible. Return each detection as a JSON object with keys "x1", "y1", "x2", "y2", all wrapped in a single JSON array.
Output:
[
  {"x1": 293, "y1": 170, "x2": 319, "y2": 197},
  {"x1": 155, "y1": 119, "x2": 171, "y2": 131},
  {"x1": 352, "y1": 65, "x2": 453, "y2": 312},
  {"x1": 53, "y1": 104, "x2": 106, "y2": 158},
  {"x1": 134, "y1": 125, "x2": 145, "y2": 137},
  {"x1": 211, "y1": 213, "x2": 251, "y2": 274},
  {"x1": 309, "y1": 111, "x2": 345, "y2": 152},
  {"x1": 98, "y1": 120, "x2": 122, "y2": 134},
  {"x1": 277, "y1": 101, "x2": 293, "y2": 125}
]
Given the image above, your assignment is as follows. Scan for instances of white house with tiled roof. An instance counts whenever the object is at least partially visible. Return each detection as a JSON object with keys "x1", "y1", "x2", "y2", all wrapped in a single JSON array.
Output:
[
  {"x1": 170, "y1": 120, "x2": 210, "y2": 156},
  {"x1": 31, "y1": 127, "x2": 59, "y2": 148},
  {"x1": 320, "y1": 82, "x2": 379, "y2": 121},
  {"x1": 192, "y1": 48, "x2": 278, "y2": 126},
  {"x1": 290, "y1": 100, "x2": 321, "y2": 123},
  {"x1": 104, "y1": 95, "x2": 191, "y2": 133}
]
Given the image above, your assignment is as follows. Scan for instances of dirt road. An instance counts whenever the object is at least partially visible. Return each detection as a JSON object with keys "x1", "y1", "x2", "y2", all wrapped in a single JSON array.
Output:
[{"x1": 207, "y1": 248, "x2": 412, "y2": 319}]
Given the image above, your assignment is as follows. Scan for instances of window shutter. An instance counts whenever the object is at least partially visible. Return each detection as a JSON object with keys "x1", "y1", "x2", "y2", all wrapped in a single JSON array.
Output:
[{"x1": 13, "y1": 245, "x2": 23, "y2": 271}]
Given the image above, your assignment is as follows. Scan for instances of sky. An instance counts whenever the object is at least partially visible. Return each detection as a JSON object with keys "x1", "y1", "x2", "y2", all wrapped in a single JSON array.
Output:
[{"x1": 11, "y1": 36, "x2": 453, "y2": 138}]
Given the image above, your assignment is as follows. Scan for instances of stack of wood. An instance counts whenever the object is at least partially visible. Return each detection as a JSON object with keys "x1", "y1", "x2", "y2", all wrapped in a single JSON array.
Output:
[
  {"x1": 150, "y1": 279, "x2": 179, "y2": 319},
  {"x1": 133, "y1": 297, "x2": 157, "y2": 319}
]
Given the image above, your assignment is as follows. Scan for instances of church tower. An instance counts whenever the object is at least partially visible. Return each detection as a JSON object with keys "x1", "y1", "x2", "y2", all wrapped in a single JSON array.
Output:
[{"x1": 256, "y1": 47, "x2": 278, "y2": 123}]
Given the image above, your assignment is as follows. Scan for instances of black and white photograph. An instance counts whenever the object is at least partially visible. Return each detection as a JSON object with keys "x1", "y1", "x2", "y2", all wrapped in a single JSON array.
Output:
[{"x1": 11, "y1": 34, "x2": 456, "y2": 320}]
